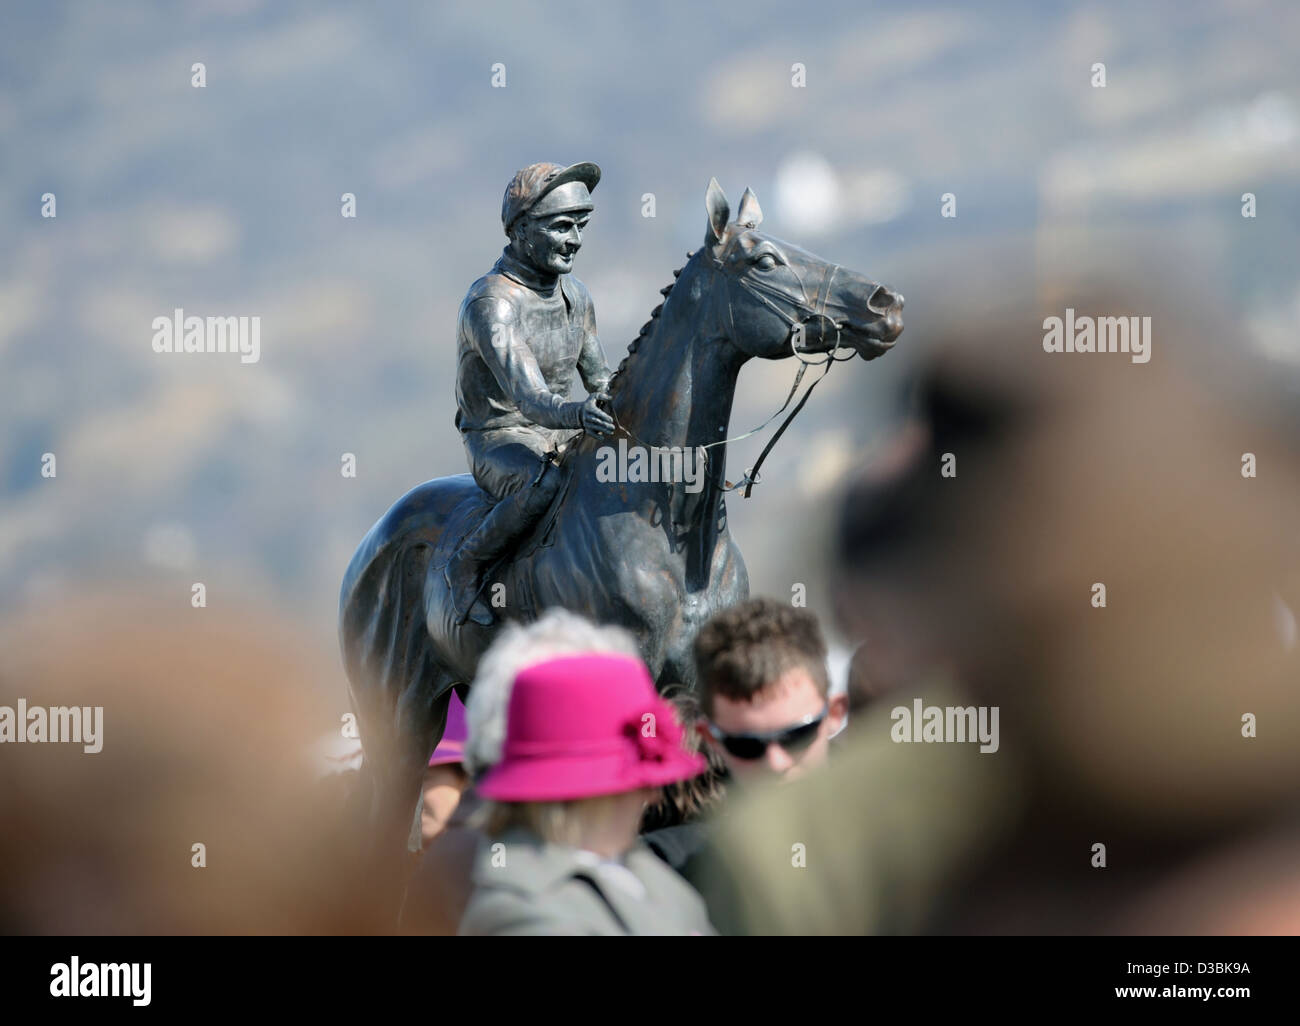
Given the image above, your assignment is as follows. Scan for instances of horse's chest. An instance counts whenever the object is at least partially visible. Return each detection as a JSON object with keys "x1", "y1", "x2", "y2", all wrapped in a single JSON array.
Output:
[
  {"x1": 601, "y1": 527, "x2": 741, "y2": 619},
  {"x1": 679, "y1": 591, "x2": 713, "y2": 631}
]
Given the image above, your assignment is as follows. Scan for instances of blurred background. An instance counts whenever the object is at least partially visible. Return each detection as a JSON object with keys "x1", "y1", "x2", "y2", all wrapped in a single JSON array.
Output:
[
  {"x1": 2, "y1": 0, "x2": 1299, "y2": 936},
  {"x1": 1, "y1": 0, "x2": 1297, "y2": 774}
]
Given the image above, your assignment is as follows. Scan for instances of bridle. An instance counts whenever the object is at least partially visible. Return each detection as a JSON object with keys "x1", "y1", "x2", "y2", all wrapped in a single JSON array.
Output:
[
  {"x1": 727, "y1": 250, "x2": 844, "y2": 355},
  {"x1": 705, "y1": 244, "x2": 859, "y2": 496}
]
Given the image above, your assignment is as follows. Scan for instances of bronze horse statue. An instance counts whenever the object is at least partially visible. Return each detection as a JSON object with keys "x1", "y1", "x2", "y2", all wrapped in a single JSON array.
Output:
[{"x1": 339, "y1": 179, "x2": 903, "y2": 857}]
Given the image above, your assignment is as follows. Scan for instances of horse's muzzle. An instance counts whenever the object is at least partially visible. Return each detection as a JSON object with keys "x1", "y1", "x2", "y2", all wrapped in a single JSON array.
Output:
[{"x1": 837, "y1": 284, "x2": 904, "y2": 358}]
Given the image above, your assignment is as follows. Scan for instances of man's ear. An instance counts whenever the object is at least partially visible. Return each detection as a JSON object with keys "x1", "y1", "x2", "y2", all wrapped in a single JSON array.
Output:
[
  {"x1": 828, "y1": 693, "x2": 850, "y2": 737},
  {"x1": 705, "y1": 177, "x2": 730, "y2": 247}
]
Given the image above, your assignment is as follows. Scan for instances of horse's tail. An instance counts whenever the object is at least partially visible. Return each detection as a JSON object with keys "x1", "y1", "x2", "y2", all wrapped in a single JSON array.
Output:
[{"x1": 338, "y1": 477, "x2": 476, "y2": 879}]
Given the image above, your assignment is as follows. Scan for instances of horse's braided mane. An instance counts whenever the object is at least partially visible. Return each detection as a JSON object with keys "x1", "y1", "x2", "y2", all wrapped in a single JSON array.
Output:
[{"x1": 606, "y1": 250, "x2": 699, "y2": 398}]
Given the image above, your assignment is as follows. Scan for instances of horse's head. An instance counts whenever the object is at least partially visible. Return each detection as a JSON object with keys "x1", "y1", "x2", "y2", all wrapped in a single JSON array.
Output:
[{"x1": 703, "y1": 178, "x2": 903, "y2": 361}]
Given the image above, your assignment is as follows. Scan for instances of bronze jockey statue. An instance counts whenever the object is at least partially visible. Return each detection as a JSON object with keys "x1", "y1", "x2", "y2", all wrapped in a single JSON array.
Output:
[{"x1": 446, "y1": 161, "x2": 617, "y2": 625}]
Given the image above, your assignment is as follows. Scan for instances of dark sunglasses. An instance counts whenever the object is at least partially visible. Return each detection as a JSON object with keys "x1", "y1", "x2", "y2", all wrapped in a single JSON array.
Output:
[{"x1": 705, "y1": 705, "x2": 828, "y2": 761}]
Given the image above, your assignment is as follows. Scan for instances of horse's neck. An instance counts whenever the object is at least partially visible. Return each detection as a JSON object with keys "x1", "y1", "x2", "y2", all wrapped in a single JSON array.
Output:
[
  {"x1": 554, "y1": 255, "x2": 747, "y2": 588},
  {"x1": 613, "y1": 256, "x2": 745, "y2": 467}
]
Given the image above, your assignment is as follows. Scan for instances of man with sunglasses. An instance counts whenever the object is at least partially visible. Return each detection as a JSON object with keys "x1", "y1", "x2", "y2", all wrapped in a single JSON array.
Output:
[
  {"x1": 694, "y1": 597, "x2": 848, "y2": 785},
  {"x1": 638, "y1": 598, "x2": 846, "y2": 929}
]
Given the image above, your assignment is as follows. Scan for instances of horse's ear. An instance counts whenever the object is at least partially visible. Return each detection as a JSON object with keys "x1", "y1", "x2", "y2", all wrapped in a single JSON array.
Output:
[
  {"x1": 705, "y1": 177, "x2": 730, "y2": 246},
  {"x1": 736, "y1": 187, "x2": 762, "y2": 228}
]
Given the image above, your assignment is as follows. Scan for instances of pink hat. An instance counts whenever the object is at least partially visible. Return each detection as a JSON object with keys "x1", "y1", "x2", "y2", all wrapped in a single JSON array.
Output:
[
  {"x1": 428, "y1": 689, "x2": 468, "y2": 767},
  {"x1": 477, "y1": 653, "x2": 705, "y2": 802}
]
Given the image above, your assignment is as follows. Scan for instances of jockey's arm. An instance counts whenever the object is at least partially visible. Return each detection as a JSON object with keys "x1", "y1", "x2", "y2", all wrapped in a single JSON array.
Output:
[
  {"x1": 575, "y1": 291, "x2": 614, "y2": 397},
  {"x1": 466, "y1": 296, "x2": 585, "y2": 430}
]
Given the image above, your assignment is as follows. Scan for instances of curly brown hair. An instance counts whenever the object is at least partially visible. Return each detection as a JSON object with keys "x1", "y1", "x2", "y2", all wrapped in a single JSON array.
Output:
[
  {"x1": 693, "y1": 597, "x2": 830, "y2": 716},
  {"x1": 639, "y1": 686, "x2": 727, "y2": 832}
]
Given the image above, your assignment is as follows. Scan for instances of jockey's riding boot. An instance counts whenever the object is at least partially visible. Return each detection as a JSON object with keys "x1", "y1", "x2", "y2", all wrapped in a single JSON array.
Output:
[
  {"x1": 444, "y1": 471, "x2": 560, "y2": 626},
  {"x1": 446, "y1": 567, "x2": 493, "y2": 627}
]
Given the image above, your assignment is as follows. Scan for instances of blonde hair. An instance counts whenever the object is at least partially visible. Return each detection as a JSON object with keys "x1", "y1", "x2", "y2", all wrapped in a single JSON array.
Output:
[{"x1": 477, "y1": 794, "x2": 629, "y2": 847}]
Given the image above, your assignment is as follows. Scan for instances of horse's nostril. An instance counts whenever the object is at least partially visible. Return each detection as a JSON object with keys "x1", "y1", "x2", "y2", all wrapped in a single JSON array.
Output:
[{"x1": 868, "y1": 286, "x2": 901, "y2": 312}]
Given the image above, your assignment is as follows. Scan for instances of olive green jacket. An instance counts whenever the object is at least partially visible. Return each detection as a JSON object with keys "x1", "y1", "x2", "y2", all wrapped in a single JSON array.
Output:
[{"x1": 691, "y1": 677, "x2": 1025, "y2": 935}]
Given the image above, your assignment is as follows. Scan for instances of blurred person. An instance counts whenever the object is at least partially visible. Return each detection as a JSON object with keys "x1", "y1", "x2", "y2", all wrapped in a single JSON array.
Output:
[
  {"x1": 844, "y1": 641, "x2": 898, "y2": 716},
  {"x1": 458, "y1": 652, "x2": 714, "y2": 935},
  {"x1": 693, "y1": 597, "x2": 847, "y2": 785},
  {"x1": 692, "y1": 279, "x2": 1300, "y2": 934},
  {"x1": 398, "y1": 766, "x2": 482, "y2": 936},
  {"x1": 418, "y1": 689, "x2": 470, "y2": 848},
  {"x1": 400, "y1": 608, "x2": 641, "y2": 934},
  {"x1": 0, "y1": 592, "x2": 385, "y2": 934}
]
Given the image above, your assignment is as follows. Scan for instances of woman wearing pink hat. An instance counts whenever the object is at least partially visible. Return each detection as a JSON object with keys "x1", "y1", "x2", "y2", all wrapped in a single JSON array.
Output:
[
  {"x1": 459, "y1": 651, "x2": 716, "y2": 936},
  {"x1": 418, "y1": 688, "x2": 471, "y2": 849}
]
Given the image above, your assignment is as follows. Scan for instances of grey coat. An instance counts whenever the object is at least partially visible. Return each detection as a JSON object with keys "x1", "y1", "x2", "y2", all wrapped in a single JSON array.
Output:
[{"x1": 458, "y1": 827, "x2": 716, "y2": 936}]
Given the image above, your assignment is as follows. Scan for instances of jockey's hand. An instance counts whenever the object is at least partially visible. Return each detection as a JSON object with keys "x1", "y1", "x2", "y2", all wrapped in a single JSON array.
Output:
[{"x1": 580, "y1": 393, "x2": 615, "y2": 436}]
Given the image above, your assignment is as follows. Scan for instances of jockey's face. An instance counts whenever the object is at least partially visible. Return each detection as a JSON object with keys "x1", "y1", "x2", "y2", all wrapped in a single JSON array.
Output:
[{"x1": 513, "y1": 208, "x2": 591, "y2": 277}]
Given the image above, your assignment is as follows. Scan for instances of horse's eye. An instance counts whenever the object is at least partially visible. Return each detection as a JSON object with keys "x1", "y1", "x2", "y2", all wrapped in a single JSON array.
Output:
[{"x1": 754, "y1": 253, "x2": 778, "y2": 271}]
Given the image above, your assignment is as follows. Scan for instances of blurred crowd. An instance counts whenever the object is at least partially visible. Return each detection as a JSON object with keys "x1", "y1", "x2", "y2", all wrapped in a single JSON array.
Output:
[{"x1": 3, "y1": 280, "x2": 1298, "y2": 935}]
